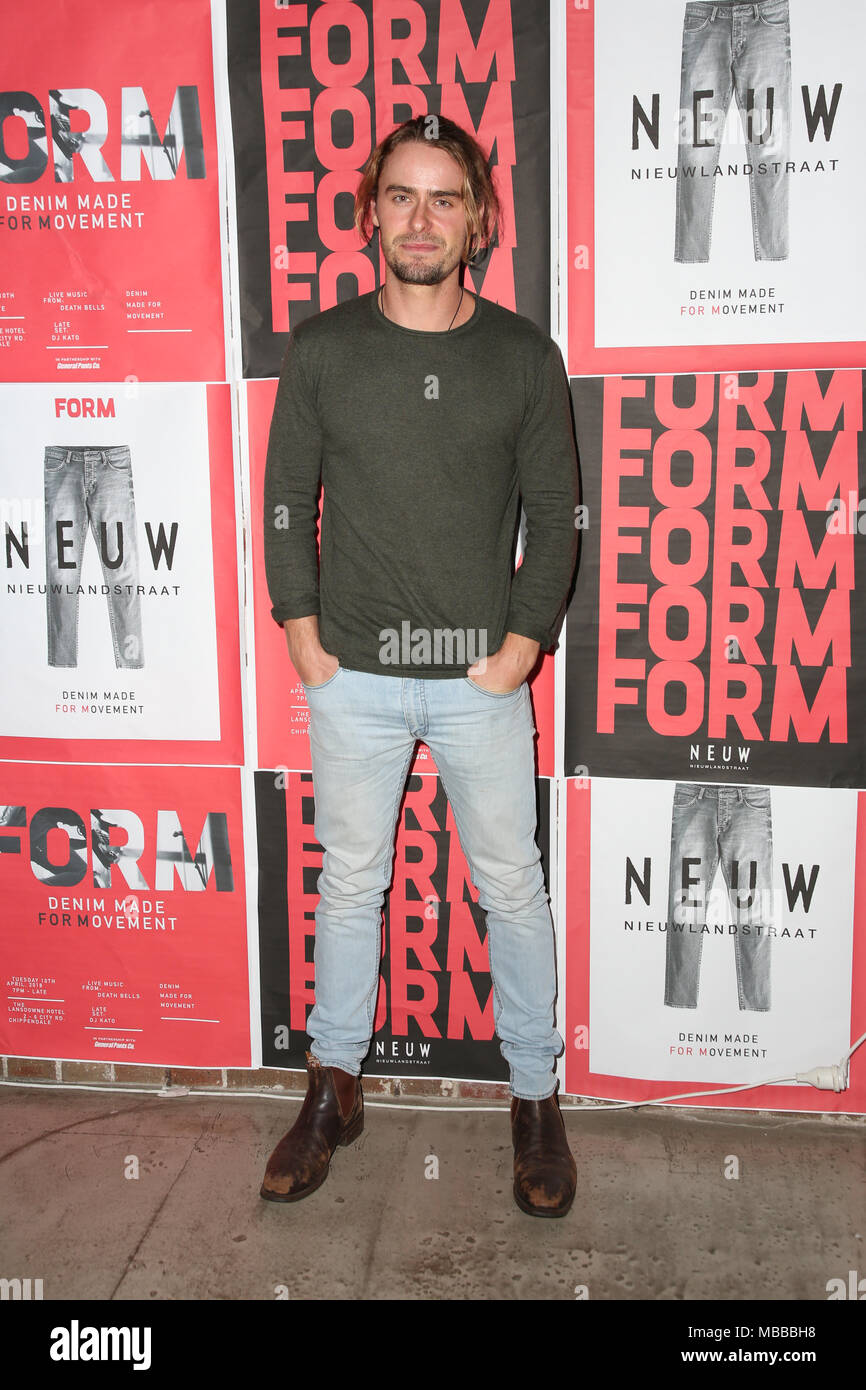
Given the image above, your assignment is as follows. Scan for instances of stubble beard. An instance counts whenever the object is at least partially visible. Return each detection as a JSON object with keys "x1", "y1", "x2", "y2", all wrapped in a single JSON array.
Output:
[{"x1": 385, "y1": 239, "x2": 464, "y2": 286}]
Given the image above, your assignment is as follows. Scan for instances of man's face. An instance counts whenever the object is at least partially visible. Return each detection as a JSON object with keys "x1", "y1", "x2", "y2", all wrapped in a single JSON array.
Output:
[{"x1": 372, "y1": 142, "x2": 470, "y2": 286}]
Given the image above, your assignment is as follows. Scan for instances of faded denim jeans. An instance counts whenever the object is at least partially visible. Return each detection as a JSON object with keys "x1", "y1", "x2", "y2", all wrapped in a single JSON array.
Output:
[
  {"x1": 665, "y1": 783, "x2": 773, "y2": 1011},
  {"x1": 44, "y1": 445, "x2": 144, "y2": 668},
  {"x1": 301, "y1": 667, "x2": 562, "y2": 1099},
  {"x1": 674, "y1": 0, "x2": 791, "y2": 261}
]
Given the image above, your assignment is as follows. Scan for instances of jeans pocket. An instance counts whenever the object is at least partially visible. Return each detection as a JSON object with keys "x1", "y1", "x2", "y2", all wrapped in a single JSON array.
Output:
[
  {"x1": 44, "y1": 457, "x2": 66, "y2": 473},
  {"x1": 302, "y1": 666, "x2": 342, "y2": 693},
  {"x1": 672, "y1": 785, "x2": 702, "y2": 808},
  {"x1": 741, "y1": 787, "x2": 771, "y2": 809},
  {"x1": 758, "y1": 10, "x2": 788, "y2": 26},
  {"x1": 683, "y1": 16, "x2": 711, "y2": 34},
  {"x1": 463, "y1": 676, "x2": 523, "y2": 699},
  {"x1": 106, "y1": 454, "x2": 132, "y2": 470}
]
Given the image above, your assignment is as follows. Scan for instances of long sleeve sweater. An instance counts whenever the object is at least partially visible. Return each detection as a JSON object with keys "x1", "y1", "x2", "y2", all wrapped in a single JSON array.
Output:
[{"x1": 263, "y1": 289, "x2": 578, "y2": 678}]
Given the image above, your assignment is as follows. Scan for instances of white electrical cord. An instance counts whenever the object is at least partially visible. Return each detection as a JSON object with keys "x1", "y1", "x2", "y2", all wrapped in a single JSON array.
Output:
[
  {"x1": 557, "y1": 1029, "x2": 866, "y2": 1113},
  {"x1": 1, "y1": 1031, "x2": 863, "y2": 1115}
]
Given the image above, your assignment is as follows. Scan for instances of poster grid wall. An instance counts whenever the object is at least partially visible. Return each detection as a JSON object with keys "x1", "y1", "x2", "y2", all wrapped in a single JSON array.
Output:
[{"x1": 0, "y1": 0, "x2": 863, "y2": 1112}]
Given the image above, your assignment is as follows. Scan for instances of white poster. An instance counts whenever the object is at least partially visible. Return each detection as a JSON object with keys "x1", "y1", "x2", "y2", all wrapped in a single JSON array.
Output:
[
  {"x1": 591, "y1": 0, "x2": 866, "y2": 354},
  {"x1": 588, "y1": 776, "x2": 856, "y2": 1083},
  {"x1": 0, "y1": 382, "x2": 221, "y2": 743}
]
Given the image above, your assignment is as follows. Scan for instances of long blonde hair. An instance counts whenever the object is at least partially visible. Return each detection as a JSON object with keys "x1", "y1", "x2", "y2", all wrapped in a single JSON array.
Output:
[{"x1": 354, "y1": 115, "x2": 501, "y2": 264}]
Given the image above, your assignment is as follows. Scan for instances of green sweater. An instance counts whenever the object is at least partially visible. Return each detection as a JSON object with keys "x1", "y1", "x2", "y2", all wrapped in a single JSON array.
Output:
[{"x1": 263, "y1": 289, "x2": 578, "y2": 678}]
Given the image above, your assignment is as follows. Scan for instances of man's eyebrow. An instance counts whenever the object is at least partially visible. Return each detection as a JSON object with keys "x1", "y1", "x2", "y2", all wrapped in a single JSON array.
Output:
[{"x1": 382, "y1": 183, "x2": 463, "y2": 198}]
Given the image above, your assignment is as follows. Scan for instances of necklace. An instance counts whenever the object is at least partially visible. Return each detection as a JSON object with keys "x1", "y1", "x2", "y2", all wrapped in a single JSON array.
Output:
[{"x1": 378, "y1": 285, "x2": 464, "y2": 331}]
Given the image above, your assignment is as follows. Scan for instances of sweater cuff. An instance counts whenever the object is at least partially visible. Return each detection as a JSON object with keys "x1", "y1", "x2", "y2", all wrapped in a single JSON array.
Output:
[
  {"x1": 270, "y1": 600, "x2": 321, "y2": 625},
  {"x1": 504, "y1": 615, "x2": 554, "y2": 651}
]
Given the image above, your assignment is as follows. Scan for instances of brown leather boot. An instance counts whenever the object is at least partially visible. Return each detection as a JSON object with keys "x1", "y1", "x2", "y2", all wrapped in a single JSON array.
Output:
[
  {"x1": 260, "y1": 1052, "x2": 363, "y2": 1203},
  {"x1": 511, "y1": 1089, "x2": 576, "y2": 1218}
]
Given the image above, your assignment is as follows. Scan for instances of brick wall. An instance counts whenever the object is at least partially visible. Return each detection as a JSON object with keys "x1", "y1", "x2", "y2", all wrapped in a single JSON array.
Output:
[{"x1": 0, "y1": 1055, "x2": 512, "y2": 1101}]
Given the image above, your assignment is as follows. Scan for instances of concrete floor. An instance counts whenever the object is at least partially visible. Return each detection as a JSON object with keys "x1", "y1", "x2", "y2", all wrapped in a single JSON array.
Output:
[{"x1": 0, "y1": 1082, "x2": 863, "y2": 1302}]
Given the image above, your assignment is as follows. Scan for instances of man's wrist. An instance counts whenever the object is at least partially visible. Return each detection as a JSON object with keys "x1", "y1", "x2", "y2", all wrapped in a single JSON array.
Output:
[
  {"x1": 284, "y1": 614, "x2": 320, "y2": 646},
  {"x1": 467, "y1": 631, "x2": 540, "y2": 683},
  {"x1": 495, "y1": 632, "x2": 541, "y2": 673},
  {"x1": 501, "y1": 631, "x2": 541, "y2": 658}
]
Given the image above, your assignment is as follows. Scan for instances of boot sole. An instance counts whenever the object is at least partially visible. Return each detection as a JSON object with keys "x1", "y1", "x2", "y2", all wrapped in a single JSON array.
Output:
[{"x1": 259, "y1": 1113, "x2": 364, "y2": 1203}]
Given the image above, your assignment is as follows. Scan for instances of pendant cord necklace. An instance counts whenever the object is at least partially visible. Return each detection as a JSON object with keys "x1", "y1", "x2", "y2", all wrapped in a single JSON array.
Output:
[{"x1": 379, "y1": 285, "x2": 464, "y2": 330}]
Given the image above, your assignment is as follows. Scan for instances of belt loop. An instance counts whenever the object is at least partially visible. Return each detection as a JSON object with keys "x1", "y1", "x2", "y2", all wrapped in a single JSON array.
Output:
[
  {"x1": 711, "y1": 5, "x2": 718, "y2": 20},
  {"x1": 752, "y1": 3, "x2": 758, "y2": 17},
  {"x1": 698, "y1": 787, "x2": 705, "y2": 799}
]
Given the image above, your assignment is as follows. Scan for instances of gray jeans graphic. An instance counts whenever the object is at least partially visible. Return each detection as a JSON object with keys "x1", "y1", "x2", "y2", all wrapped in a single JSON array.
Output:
[
  {"x1": 44, "y1": 445, "x2": 144, "y2": 669},
  {"x1": 674, "y1": 0, "x2": 791, "y2": 262},
  {"x1": 665, "y1": 783, "x2": 772, "y2": 1011}
]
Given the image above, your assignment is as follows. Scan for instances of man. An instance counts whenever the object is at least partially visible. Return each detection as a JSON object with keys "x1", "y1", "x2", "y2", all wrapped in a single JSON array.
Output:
[{"x1": 261, "y1": 115, "x2": 579, "y2": 1217}]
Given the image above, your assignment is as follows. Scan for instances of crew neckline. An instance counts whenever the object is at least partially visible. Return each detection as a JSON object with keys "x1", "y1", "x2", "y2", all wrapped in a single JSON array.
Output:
[{"x1": 370, "y1": 287, "x2": 481, "y2": 337}]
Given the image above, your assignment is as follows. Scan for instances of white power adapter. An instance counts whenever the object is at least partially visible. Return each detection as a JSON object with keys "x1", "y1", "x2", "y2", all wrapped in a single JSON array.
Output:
[{"x1": 794, "y1": 1064, "x2": 848, "y2": 1092}]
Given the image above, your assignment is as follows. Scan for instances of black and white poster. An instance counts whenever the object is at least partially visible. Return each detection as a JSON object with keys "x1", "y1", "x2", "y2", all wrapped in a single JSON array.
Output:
[
  {"x1": 0, "y1": 382, "x2": 244, "y2": 763},
  {"x1": 585, "y1": 776, "x2": 857, "y2": 1085},
  {"x1": 566, "y1": 0, "x2": 866, "y2": 374}
]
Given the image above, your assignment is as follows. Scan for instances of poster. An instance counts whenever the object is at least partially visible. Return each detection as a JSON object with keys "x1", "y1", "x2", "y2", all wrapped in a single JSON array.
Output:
[
  {"x1": 564, "y1": 776, "x2": 866, "y2": 1112},
  {"x1": 0, "y1": 382, "x2": 244, "y2": 765},
  {"x1": 0, "y1": 763, "x2": 251, "y2": 1067},
  {"x1": 256, "y1": 770, "x2": 551, "y2": 1081},
  {"x1": 227, "y1": 0, "x2": 550, "y2": 378},
  {"x1": 0, "y1": 0, "x2": 227, "y2": 381},
  {"x1": 565, "y1": 370, "x2": 866, "y2": 788},
  {"x1": 244, "y1": 378, "x2": 556, "y2": 775},
  {"x1": 566, "y1": 0, "x2": 866, "y2": 375}
]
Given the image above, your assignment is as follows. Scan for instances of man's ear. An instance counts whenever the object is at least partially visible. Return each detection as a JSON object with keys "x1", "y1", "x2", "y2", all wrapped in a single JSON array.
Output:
[{"x1": 371, "y1": 198, "x2": 379, "y2": 230}]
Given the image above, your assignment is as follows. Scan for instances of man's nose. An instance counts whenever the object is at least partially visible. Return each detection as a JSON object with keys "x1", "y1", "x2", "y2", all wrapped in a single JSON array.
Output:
[{"x1": 410, "y1": 200, "x2": 433, "y2": 229}]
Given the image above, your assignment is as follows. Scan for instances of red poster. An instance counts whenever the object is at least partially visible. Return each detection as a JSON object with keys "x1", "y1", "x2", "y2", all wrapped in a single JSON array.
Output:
[
  {"x1": 0, "y1": 0, "x2": 226, "y2": 381},
  {"x1": 228, "y1": 0, "x2": 551, "y2": 378},
  {"x1": 0, "y1": 764, "x2": 250, "y2": 1066},
  {"x1": 564, "y1": 371, "x2": 866, "y2": 788},
  {"x1": 565, "y1": 777, "x2": 866, "y2": 1113},
  {"x1": 246, "y1": 379, "x2": 554, "y2": 775},
  {"x1": 256, "y1": 771, "x2": 552, "y2": 1082}
]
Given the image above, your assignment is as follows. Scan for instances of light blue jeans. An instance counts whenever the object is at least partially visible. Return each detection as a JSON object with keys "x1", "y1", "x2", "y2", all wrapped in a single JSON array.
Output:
[{"x1": 301, "y1": 666, "x2": 562, "y2": 1099}]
